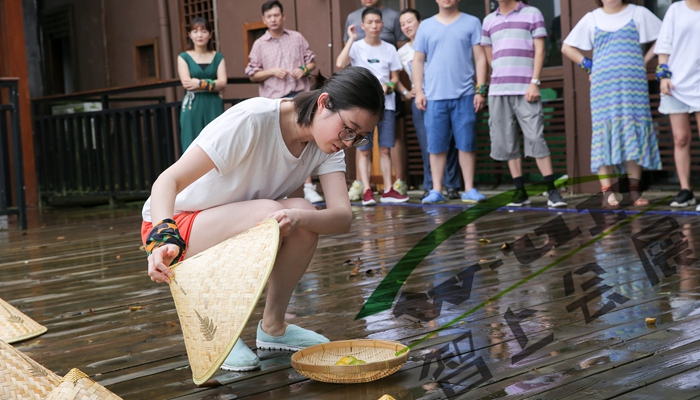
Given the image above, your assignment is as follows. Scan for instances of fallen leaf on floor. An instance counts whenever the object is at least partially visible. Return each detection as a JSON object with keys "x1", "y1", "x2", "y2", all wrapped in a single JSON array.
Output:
[
  {"x1": 129, "y1": 306, "x2": 145, "y2": 311},
  {"x1": 347, "y1": 266, "x2": 360, "y2": 278},
  {"x1": 94, "y1": 373, "x2": 101, "y2": 377},
  {"x1": 479, "y1": 259, "x2": 488, "y2": 263},
  {"x1": 304, "y1": 288, "x2": 314, "y2": 293},
  {"x1": 501, "y1": 242, "x2": 511, "y2": 251},
  {"x1": 166, "y1": 321, "x2": 178, "y2": 328},
  {"x1": 57, "y1": 236, "x2": 65, "y2": 240},
  {"x1": 116, "y1": 255, "x2": 121, "y2": 260},
  {"x1": 645, "y1": 317, "x2": 657, "y2": 325},
  {"x1": 478, "y1": 238, "x2": 491, "y2": 246},
  {"x1": 89, "y1": 309, "x2": 95, "y2": 316}
]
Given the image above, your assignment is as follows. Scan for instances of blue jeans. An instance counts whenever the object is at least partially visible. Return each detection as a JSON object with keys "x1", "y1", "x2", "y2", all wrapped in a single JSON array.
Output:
[{"x1": 412, "y1": 102, "x2": 460, "y2": 190}]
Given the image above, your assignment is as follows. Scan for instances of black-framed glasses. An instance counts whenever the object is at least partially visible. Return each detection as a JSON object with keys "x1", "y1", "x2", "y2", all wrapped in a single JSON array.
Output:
[{"x1": 337, "y1": 112, "x2": 370, "y2": 148}]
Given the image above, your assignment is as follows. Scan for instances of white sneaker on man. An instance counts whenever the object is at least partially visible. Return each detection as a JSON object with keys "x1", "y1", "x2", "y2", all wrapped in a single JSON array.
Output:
[{"x1": 304, "y1": 183, "x2": 324, "y2": 203}]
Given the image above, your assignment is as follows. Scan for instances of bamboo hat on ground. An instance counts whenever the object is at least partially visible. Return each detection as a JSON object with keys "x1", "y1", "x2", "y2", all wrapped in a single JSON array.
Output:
[
  {"x1": 0, "y1": 339, "x2": 61, "y2": 400},
  {"x1": 0, "y1": 297, "x2": 47, "y2": 343},
  {"x1": 169, "y1": 218, "x2": 280, "y2": 385},
  {"x1": 44, "y1": 368, "x2": 122, "y2": 400}
]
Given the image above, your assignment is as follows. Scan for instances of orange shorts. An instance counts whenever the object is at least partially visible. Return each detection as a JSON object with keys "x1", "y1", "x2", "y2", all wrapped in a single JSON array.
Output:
[{"x1": 141, "y1": 211, "x2": 202, "y2": 260}]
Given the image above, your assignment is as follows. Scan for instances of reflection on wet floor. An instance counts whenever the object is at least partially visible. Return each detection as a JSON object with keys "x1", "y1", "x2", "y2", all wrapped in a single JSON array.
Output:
[{"x1": 1, "y1": 202, "x2": 700, "y2": 399}]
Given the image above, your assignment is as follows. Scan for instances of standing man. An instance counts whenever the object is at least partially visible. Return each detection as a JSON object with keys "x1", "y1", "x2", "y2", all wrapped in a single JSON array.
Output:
[
  {"x1": 344, "y1": 0, "x2": 410, "y2": 200},
  {"x1": 336, "y1": 7, "x2": 408, "y2": 206},
  {"x1": 481, "y1": 0, "x2": 567, "y2": 207},
  {"x1": 413, "y1": 0, "x2": 488, "y2": 204},
  {"x1": 246, "y1": 0, "x2": 322, "y2": 203}
]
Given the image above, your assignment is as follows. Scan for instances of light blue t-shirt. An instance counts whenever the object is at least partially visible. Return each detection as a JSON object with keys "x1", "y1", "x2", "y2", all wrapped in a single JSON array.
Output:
[{"x1": 413, "y1": 13, "x2": 482, "y2": 101}]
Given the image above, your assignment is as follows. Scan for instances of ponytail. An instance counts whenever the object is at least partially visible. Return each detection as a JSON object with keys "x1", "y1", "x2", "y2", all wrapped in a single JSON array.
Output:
[{"x1": 293, "y1": 67, "x2": 385, "y2": 127}]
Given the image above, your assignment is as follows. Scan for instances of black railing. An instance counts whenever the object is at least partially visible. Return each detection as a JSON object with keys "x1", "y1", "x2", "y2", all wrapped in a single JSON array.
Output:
[
  {"x1": 0, "y1": 78, "x2": 27, "y2": 229},
  {"x1": 31, "y1": 78, "x2": 251, "y2": 204}
]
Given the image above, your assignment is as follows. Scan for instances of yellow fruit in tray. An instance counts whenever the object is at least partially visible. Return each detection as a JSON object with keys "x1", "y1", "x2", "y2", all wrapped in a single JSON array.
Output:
[{"x1": 335, "y1": 356, "x2": 357, "y2": 365}]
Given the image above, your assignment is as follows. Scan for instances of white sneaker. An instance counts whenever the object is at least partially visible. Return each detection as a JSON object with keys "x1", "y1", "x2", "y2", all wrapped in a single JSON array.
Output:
[
  {"x1": 348, "y1": 180, "x2": 363, "y2": 201},
  {"x1": 393, "y1": 179, "x2": 408, "y2": 196},
  {"x1": 303, "y1": 183, "x2": 324, "y2": 203}
]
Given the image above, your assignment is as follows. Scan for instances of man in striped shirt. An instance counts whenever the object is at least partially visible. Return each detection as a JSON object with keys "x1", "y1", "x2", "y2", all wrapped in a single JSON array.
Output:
[{"x1": 482, "y1": 0, "x2": 566, "y2": 208}]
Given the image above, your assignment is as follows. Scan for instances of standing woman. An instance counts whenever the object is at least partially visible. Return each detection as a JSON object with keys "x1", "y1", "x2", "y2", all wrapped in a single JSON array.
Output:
[
  {"x1": 654, "y1": 0, "x2": 700, "y2": 209},
  {"x1": 178, "y1": 17, "x2": 227, "y2": 152},
  {"x1": 143, "y1": 67, "x2": 383, "y2": 371},
  {"x1": 562, "y1": 0, "x2": 662, "y2": 207}
]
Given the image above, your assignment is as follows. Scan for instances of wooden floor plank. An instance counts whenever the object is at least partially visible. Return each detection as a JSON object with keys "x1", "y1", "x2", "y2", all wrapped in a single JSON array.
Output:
[{"x1": 1, "y1": 200, "x2": 699, "y2": 399}]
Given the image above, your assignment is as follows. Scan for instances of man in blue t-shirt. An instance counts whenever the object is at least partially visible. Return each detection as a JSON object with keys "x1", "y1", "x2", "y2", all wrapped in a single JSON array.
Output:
[{"x1": 413, "y1": 0, "x2": 488, "y2": 204}]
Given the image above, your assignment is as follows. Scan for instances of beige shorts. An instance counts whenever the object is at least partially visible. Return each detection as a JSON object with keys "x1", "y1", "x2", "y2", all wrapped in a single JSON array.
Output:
[{"x1": 488, "y1": 95, "x2": 551, "y2": 161}]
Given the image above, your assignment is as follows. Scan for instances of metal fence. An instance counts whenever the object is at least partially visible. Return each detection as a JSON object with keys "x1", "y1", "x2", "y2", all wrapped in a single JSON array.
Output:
[
  {"x1": 31, "y1": 78, "x2": 250, "y2": 204},
  {"x1": 0, "y1": 78, "x2": 27, "y2": 229}
]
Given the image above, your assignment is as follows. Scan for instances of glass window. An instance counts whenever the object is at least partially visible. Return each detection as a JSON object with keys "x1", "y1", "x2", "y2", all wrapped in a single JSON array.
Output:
[{"x1": 645, "y1": 0, "x2": 682, "y2": 19}]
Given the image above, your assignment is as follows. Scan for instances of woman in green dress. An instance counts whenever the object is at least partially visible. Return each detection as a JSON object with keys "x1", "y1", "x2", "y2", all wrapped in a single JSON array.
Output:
[{"x1": 178, "y1": 17, "x2": 227, "y2": 152}]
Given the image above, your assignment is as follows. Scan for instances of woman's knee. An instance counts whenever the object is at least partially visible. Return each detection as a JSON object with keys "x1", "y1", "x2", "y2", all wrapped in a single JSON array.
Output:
[{"x1": 674, "y1": 130, "x2": 692, "y2": 148}]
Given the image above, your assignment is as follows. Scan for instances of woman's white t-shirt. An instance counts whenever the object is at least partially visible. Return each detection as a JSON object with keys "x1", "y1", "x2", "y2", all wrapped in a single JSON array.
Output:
[
  {"x1": 397, "y1": 42, "x2": 415, "y2": 85},
  {"x1": 141, "y1": 97, "x2": 346, "y2": 221},
  {"x1": 564, "y1": 4, "x2": 662, "y2": 50},
  {"x1": 654, "y1": 1, "x2": 700, "y2": 108}
]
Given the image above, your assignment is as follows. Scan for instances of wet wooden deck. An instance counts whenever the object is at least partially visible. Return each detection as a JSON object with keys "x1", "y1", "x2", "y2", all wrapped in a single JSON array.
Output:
[{"x1": 2, "y1": 193, "x2": 700, "y2": 400}]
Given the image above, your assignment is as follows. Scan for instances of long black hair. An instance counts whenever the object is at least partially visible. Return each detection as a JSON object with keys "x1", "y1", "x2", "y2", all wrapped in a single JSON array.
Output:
[
  {"x1": 293, "y1": 67, "x2": 385, "y2": 127},
  {"x1": 185, "y1": 17, "x2": 215, "y2": 52}
]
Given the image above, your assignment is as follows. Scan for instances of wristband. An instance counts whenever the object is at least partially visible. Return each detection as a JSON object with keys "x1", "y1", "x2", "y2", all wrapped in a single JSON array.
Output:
[
  {"x1": 475, "y1": 83, "x2": 488, "y2": 96},
  {"x1": 299, "y1": 65, "x2": 310, "y2": 76},
  {"x1": 578, "y1": 57, "x2": 593, "y2": 74},
  {"x1": 386, "y1": 81, "x2": 395, "y2": 94},
  {"x1": 655, "y1": 64, "x2": 672, "y2": 81},
  {"x1": 145, "y1": 218, "x2": 187, "y2": 265}
]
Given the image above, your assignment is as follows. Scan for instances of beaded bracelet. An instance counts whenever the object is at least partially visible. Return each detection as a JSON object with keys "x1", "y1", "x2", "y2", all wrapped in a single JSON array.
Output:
[
  {"x1": 578, "y1": 57, "x2": 593, "y2": 74},
  {"x1": 475, "y1": 83, "x2": 488, "y2": 96},
  {"x1": 385, "y1": 81, "x2": 395, "y2": 94},
  {"x1": 299, "y1": 65, "x2": 310, "y2": 77},
  {"x1": 198, "y1": 79, "x2": 216, "y2": 92},
  {"x1": 655, "y1": 64, "x2": 672, "y2": 81},
  {"x1": 145, "y1": 218, "x2": 187, "y2": 265}
]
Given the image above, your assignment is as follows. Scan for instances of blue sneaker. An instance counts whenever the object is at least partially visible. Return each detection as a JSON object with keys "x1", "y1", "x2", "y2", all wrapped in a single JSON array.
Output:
[
  {"x1": 256, "y1": 320, "x2": 329, "y2": 351},
  {"x1": 461, "y1": 188, "x2": 486, "y2": 203},
  {"x1": 421, "y1": 189, "x2": 446, "y2": 204},
  {"x1": 220, "y1": 338, "x2": 261, "y2": 372}
]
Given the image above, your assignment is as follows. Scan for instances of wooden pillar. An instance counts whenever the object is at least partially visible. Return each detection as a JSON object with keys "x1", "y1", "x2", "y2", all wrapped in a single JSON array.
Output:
[
  {"x1": 561, "y1": 0, "x2": 597, "y2": 194},
  {"x1": 0, "y1": 0, "x2": 38, "y2": 208}
]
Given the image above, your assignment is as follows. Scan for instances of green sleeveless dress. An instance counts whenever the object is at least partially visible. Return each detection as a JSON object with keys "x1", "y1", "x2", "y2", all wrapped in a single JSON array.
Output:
[{"x1": 179, "y1": 51, "x2": 224, "y2": 152}]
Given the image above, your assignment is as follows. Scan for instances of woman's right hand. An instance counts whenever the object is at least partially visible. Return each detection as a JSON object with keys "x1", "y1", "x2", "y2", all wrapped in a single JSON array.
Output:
[
  {"x1": 182, "y1": 78, "x2": 200, "y2": 91},
  {"x1": 660, "y1": 78, "x2": 674, "y2": 96},
  {"x1": 147, "y1": 244, "x2": 179, "y2": 284}
]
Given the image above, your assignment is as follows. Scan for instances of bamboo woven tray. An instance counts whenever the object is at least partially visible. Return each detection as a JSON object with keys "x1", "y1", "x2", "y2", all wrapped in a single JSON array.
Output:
[{"x1": 291, "y1": 339, "x2": 410, "y2": 384}]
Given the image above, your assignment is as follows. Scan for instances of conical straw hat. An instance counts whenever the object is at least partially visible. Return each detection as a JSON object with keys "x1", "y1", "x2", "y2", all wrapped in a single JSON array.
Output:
[
  {"x1": 169, "y1": 218, "x2": 280, "y2": 385},
  {"x1": 0, "y1": 297, "x2": 47, "y2": 343},
  {"x1": 0, "y1": 339, "x2": 61, "y2": 399},
  {"x1": 44, "y1": 368, "x2": 122, "y2": 399}
]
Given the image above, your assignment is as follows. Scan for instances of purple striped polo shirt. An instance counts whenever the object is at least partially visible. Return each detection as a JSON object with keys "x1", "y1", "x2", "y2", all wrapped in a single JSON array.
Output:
[{"x1": 481, "y1": 2, "x2": 547, "y2": 96}]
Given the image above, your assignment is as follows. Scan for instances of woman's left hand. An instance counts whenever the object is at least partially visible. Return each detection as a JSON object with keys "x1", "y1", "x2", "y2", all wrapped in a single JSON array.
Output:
[{"x1": 265, "y1": 209, "x2": 299, "y2": 237}]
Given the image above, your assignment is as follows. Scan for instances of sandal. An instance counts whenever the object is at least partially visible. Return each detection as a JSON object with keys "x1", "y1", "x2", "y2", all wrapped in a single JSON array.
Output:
[
  {"x1": 629, "y1": 185, "x2": 649, "y2": 206},
  {"x1": 601, "y1": 186, "x2": 620, "y2": 209}
]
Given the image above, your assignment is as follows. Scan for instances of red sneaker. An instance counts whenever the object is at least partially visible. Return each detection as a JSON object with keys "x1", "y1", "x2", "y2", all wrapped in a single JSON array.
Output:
[
  {"x1": 362, "y1": 189, "x2": 376, "y2": 206},
  {"x1": 380, "y1": 188, "x2": 409, "y2": 203}
]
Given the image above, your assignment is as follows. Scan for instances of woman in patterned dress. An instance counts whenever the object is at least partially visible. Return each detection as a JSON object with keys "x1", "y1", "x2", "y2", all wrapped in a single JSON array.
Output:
[{"x1": 562, "y1": 0, "x2": 662, "y2": 207}]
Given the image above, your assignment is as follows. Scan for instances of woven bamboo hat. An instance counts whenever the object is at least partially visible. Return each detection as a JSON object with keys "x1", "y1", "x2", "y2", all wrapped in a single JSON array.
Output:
[
  {"x1": 0, "y1": 297, "x2": 47, "y2": 343},
  {"x1": 0, "y1": 339, "x2": 61, "y2": 399},
  {"x1": 169, "y1": 218, "x2": 280, "y2": 385},
  {"x1": 44, "y1": 368, "x2": 122, "y2": 399}
]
